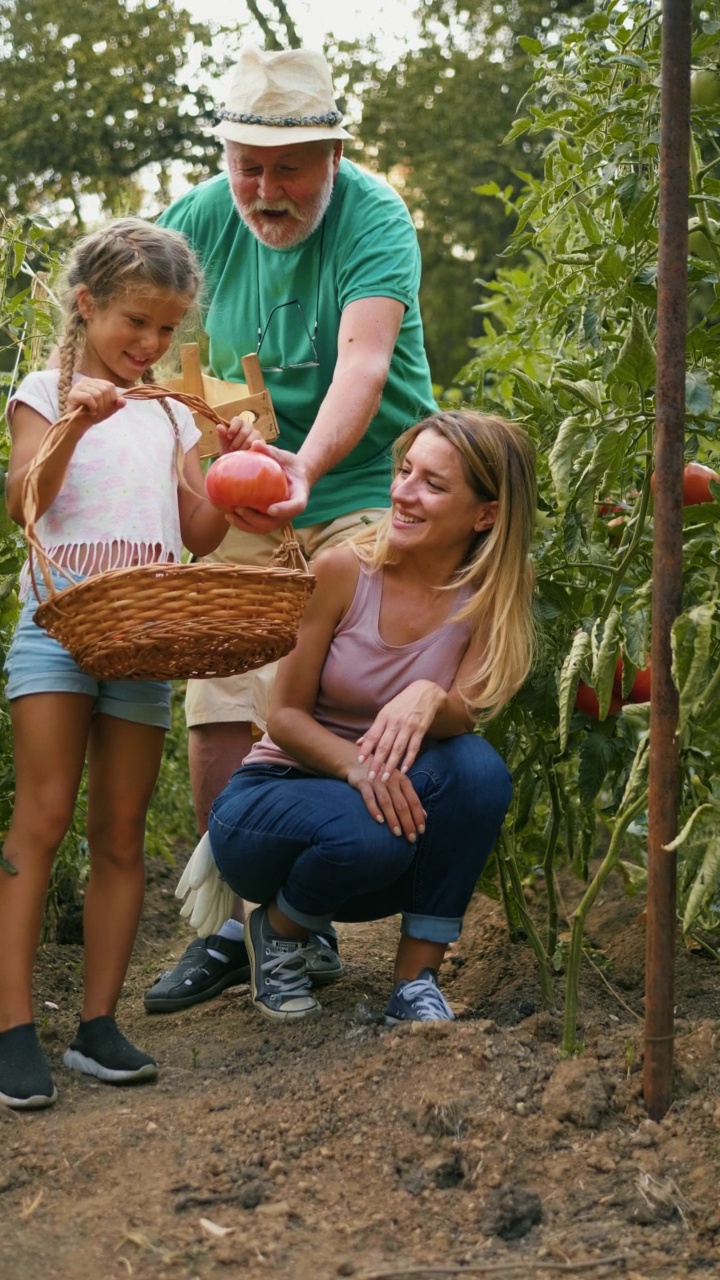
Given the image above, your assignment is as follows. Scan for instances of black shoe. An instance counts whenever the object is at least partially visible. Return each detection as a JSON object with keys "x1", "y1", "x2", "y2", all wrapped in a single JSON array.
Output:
[
  {"x1": 63, "y1": 1016, "x2": 157, "y2": 1084},
  {"x1": 0, "y1": 1023, "x2": 57, "y2": 1110},
  {"x1": 143, "y1": 934, "x2": 251, "y2": 1013}
]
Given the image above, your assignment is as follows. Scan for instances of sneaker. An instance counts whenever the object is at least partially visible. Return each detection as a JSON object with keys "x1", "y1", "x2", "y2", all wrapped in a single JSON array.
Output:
[
  {"x1": 0, "y1": 1023, "x2": 57, "y2": 1110},
  {"x1": 385, "y1": 968, "x2": 456, "y2": 1024},
  {"x1": 63, "y1": 1016, "x2": 157, "y2": 1084},
  {"x1": 304, "y1": 931, "x2": 343, "y2": 986},
  {"x1": 143, "y1": 934, "x2": 251, "y2": 1013},
  {"x1": 245, "y1": 907, "x2": 321, "y2": 1022}
]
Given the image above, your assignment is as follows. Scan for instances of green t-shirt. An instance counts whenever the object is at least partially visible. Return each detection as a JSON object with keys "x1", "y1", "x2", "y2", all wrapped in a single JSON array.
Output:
[{"x1": 159, "y1": 159, "x2": 436, "y2": 526}]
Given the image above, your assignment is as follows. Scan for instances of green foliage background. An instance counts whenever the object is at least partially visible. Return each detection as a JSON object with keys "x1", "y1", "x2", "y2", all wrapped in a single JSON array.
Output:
[
  {"x1": 463, "y1": 0, "x2": 720, "y2": 1046},
  {"x1": 2, "y1": 0, "x2": 720, "y2": 1042}
]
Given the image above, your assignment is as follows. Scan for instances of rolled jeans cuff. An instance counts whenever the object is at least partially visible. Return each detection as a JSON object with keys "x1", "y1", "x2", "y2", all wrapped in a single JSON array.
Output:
[
  {"x1": 277, "y1": 888, "x2": 333, "y2": 933},
  {"x1": 401, "y1": 912, "x2": 462, "y2": 944}
]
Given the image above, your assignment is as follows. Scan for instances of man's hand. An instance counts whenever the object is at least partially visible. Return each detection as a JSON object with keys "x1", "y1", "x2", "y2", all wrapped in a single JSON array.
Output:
[{"x1": 225, "y1": 439, "x2": 310, "y2": 532}]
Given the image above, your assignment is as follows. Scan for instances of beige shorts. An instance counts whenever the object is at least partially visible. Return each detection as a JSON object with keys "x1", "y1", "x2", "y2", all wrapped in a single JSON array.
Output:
[{"x1": 185, "y1": 509, "x2": 386, "y2": 730}]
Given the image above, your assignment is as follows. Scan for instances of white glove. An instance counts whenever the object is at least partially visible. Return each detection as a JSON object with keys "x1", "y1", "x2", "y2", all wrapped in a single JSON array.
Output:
[{"x1": 175, "y1": 833, "x2": 235, "y2": 938}]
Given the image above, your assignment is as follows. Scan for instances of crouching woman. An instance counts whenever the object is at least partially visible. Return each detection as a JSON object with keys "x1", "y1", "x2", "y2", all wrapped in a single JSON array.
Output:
[{"x1": 208, "y1": 410, "x2": 536, "y2": 1024}]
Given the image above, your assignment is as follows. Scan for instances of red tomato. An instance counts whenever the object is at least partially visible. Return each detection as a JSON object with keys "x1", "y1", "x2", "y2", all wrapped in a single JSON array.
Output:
[
  {"x1": 575, "y1": 680, "x2": 623, "y2": 719},
  {"x1": 628, "y1": 665, "x2": 651, "y2": 703},
  {"x1": 683, "y1": 462, "x2": 720, "y2": 506},
  {"x1": 650, "y1": 462, "x2": 720, "y2": 506},
  {"x1": 205, "y1": 452, "x2": 289, "y2": 513}
]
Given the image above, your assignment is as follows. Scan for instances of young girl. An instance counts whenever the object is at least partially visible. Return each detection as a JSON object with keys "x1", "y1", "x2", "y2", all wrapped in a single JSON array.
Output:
[
  {"x1": 0, "y1": 217, "x2": 256, "y2": 1109},
  {"x1": 198, "y1": 410, "x2": 536, "y2": 1024}
]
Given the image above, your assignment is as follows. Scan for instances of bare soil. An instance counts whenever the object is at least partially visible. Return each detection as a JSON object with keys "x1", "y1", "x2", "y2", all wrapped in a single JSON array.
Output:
[{"x1": 2, "y1": 855, "x2": 720, "y2": 1280}]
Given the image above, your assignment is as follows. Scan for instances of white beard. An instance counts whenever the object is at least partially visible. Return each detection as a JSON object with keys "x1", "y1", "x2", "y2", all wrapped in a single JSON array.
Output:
[{"x1": 233, "y1": 166, "x2": 335, "y2": 249}]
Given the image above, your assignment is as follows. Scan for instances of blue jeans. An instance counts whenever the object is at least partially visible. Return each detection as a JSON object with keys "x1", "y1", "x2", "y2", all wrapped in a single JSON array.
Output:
[{"x1": 208, "y1": 734, "x2": 512, "y2": 944}]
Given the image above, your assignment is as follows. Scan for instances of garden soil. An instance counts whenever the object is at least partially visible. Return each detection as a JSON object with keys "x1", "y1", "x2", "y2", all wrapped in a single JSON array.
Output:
[{"x1": 2, "y1": 855, "x2": 720, "y2": 1280}]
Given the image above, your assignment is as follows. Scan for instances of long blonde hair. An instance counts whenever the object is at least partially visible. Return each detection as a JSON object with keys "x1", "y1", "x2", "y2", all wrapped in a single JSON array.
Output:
[
  {"x1": 353, "y1": 411, "x2": 537, "y2": 719},
  {"x1": 56, "y1": 217, "x2": 202, "y2": 484}
]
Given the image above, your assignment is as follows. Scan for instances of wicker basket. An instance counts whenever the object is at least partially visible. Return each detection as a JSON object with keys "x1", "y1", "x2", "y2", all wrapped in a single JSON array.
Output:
[{"x1": 23, "y1": 385, "x2": 315, "y2": 681}]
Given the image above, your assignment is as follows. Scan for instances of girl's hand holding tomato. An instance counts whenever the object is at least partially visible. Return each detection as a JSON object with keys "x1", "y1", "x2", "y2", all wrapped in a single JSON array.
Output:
[{"x1": 216, "y1": 410, "x2": 263, "y2": 455}]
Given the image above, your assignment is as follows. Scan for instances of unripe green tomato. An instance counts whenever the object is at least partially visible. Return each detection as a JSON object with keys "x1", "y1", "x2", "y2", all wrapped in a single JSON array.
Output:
[
  {"x1": 690, "y1": 69, "x2": 720, "y2": 108},
  {"x1": 688, "y1": 216, "x2": 720, "y2": 263},
  {"x1": 0, "y1": 588, "x2": 18, "y2": 626}
]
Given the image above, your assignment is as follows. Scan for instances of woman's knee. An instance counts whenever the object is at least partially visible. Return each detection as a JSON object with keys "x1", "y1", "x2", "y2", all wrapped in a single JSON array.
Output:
[{"x1": 418, "y1": 734, "x2": 513, "y2": 819}]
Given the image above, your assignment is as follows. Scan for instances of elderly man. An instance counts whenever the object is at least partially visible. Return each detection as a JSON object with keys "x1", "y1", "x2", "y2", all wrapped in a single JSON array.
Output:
[{"x1": 144, "y1": 44, "x2": 435, "y2": 1013}]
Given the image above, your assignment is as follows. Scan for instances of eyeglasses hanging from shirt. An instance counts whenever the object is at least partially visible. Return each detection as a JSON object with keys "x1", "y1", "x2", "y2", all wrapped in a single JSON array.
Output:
[{"x1": 255, "y1": 225, "x2": 324, "y2": 372}]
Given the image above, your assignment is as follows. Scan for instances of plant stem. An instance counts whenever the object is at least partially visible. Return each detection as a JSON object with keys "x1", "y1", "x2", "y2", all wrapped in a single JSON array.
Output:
[
  {"x1": 496, "y1": 832, "x2": 522, "y2": 943},
  {"x1": 562, "y1": 792, "x2": 648, "y2": 1053},
  {"x1": 542, "y1": 761, "x2": 563, "y2": 958},
  {"x1": 501, "y1": 828, "x2": 554, "y2": 1008}
]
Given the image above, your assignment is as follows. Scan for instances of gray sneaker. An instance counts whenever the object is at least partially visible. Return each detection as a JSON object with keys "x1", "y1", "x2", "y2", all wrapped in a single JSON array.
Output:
[
  {"x1": 385, "y1": 968, "x2": 456, "y2": 1024},
  {"x1": 245, "y1": 907, "x2": 321, "y2": 1022},
  {"x1": 304, "y1": 931, "x2": 343, "y2": 985}
]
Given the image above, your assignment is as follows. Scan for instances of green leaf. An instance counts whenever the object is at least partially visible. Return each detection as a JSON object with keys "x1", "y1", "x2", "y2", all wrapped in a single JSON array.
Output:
[
  {"x1": 517, "y1": 35, "x2": 543, "y2": 56},
  {"x1": 511, "y1": 370, "x2": 554, "y2": 417},
  {"x1": 558, "y1": 630, "x2": 591, "y2": 752},
  {"x1": 549, "y1": 416, "x2": 587, "y2": 502},
  {"x1": 622, "y1": 606, "x2": 650, "y2": 670},
  {"x1": 576, "y1": 201, "x2": 604, "y2": 246},
  {"x1": 555, "y1": 379, "x2": 603, "y2": 412},
  {"x1": 591, "y1": 608, "x2": 622, "y2": 718},
  {"x1": 618, "y1": 735, "x2": 650, "y2": 815},
  {"x1": 596, "y1": 243, "x2": 627, "y2": 287},
  {"x1": 578, "y1": 729, "x2": 617, "y2": 806},
  {"x1": 611, "y1": 307, "x2": 657, "y2": 393},
  {"x1": 672, "y1": 603, "x2": 714, "y2": 731}
]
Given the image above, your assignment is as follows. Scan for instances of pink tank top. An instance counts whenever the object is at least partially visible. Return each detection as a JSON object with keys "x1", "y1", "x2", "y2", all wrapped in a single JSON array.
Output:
[{"x1": 246, "y1": 566, "x2": 472, "y2": 773}]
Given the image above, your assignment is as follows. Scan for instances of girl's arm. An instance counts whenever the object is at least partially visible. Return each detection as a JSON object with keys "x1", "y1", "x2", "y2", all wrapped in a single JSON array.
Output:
[{"x1": 6, "y1": 380, "x2": 124, "y2": 525}]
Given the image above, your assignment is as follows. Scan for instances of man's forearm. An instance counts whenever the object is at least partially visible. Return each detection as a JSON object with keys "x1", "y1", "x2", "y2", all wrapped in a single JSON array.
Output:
[{"x1": 296, "y1": 352, "x2": 388, "y2": 487}]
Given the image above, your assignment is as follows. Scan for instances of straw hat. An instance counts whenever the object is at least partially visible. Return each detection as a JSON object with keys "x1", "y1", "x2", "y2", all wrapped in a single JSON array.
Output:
[{"x1": 211, "y1": 46, "x2": 351, "y2": 147}]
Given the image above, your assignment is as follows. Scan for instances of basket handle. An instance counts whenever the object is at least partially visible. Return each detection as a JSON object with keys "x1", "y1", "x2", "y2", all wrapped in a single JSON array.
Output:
[{"x1": 22, "y1": 383, "x2": 308, "y2": 603}]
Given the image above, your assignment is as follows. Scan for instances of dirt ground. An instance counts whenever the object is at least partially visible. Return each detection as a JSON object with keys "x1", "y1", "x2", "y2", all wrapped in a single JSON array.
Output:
[{"x1": 2, "y1": 855, "x2": 720, "y2": 1280}]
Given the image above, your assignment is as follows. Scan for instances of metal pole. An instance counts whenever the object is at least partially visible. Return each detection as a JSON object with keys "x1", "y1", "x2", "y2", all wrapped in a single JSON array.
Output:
[{"x1": 643, "y1": 0, "x2": 692, "y2": 1120}]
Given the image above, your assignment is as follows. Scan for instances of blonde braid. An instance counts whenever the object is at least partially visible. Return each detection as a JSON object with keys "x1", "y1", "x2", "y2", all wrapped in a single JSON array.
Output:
[
  {"x1": 142, "y1": 365, "x2": 191, "y2": 492},
  {"x1": 57, "y1": 310, "x2": 84, "y2": 414}
]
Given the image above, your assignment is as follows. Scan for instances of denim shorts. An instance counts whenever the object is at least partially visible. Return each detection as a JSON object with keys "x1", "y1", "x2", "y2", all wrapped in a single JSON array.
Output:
[{"x1": 3, "y1": 573, "x2": 172, "y2": 729}]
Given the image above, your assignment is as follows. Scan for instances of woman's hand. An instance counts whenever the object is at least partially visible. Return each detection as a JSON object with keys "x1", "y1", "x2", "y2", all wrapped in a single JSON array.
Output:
[
  {"x1": 66, "y1": 378, "x2": 126, "y2": 429},
  {"x1": 356, "y1": 681, "x2": 445, "y2": 780},
  {"x1": 346, "y1": 762, "x2": 427, "y2": 842},
  {"x1": 217, "y1": 410, "x2": 263, "y2": 455}
]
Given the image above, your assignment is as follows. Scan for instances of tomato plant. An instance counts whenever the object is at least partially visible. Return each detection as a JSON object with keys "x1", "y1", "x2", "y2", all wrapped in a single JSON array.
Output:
[
  {"x1": 466, "y1": 2, "x2": 720, "y2": 1051},
  {"x1": 205, "y1": 451, "x2": 289, "y2": 512}
]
